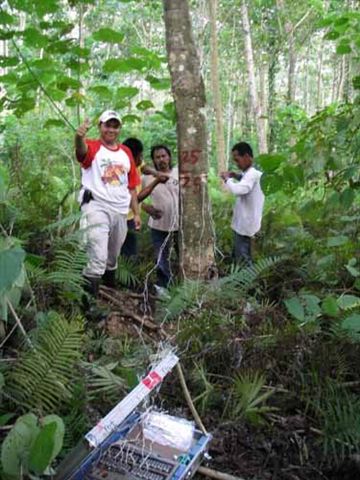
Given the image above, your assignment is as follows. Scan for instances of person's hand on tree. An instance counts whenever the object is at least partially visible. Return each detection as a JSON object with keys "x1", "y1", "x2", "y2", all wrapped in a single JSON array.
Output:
[
  {"x1": 76, "y1": 118, "x2": 91, "y2": 138},
  {"x1": 221, "y1": 171, "x2": 238, "y2": 181}
]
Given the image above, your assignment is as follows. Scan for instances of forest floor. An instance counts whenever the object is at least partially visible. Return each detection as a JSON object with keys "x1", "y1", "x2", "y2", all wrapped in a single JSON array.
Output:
[{"x1": 93, "y1": 287, "x2": 360, "y2": 480}]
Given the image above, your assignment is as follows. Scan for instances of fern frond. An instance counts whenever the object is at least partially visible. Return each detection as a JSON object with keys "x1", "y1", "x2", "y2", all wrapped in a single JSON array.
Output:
[
  {"x1": 164, "y1": 256, "x2": 282, "y2": 319},
  {"x1": 45, "y1": 247, "x2": 87, "y2": 297},
  {"x1": 81, "y1": 361, "x2": 127, "y2": 402},
  {"x1": 6, "y1": 315, "x2": 84, "y2": 413},
  {"x1": 44, "y1": 212, "x2": 82, "y2": 233},
  {"x1": 116, "y1": 256, "x2": 139, "y2": 287}
]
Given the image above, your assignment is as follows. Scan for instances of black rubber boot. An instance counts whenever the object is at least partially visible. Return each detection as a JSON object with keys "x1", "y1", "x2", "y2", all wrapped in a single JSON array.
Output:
[
  {"x1": 102, "y1": 269, "x2": 117, "y2": 288},
  {"x1": 81, "y1": 276, "x2": 107, "y2": 322}
]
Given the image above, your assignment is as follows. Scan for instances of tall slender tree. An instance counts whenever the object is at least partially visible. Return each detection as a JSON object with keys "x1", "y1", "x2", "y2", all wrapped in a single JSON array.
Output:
[
  {"x1": 163, "y1": 0, "x2": 215, "y2": 280},
  {"x1": 241, "y1": 0, "x2": 268, "y2": 153},
  {"x1": 209, "y1": 0, "x2": 227, "y2": 172}
]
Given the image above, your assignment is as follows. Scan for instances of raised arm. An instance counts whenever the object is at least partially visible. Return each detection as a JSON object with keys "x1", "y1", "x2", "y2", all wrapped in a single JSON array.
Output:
[{"x1": 75, "y1": 118, "x2": 91, "y2": 160}]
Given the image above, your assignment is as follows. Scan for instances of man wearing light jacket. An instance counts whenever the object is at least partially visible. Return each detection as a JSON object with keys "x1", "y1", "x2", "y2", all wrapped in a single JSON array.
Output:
[{"x1": 221, "y1": 142, "x2": 264, "y2": 265}]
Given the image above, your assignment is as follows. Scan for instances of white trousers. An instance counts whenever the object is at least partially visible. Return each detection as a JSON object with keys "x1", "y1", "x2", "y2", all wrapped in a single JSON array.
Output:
[{"x1": 81, "y1": 200, "x2": 128, "y2": 278}]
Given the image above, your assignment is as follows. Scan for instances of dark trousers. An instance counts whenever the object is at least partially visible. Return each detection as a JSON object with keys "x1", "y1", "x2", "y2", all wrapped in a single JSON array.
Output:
[
  {"x1": 121, "y1": 219, "x2": 137, "y2": 258},
  {"x1": 151, "y1": 228, "x2": 178, "y2": 287},
  {"x1": 234, "y1": 233, "x2": 252, "y2": 265}
]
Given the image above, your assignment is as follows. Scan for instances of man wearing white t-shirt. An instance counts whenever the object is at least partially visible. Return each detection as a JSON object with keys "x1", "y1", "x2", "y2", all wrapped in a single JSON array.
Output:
[
  {"x1": 75, "y1": 111, "x2": 141, "y2": 303},
  {"x1": 221, "y1": 142, "x2": 264, "y2": 264},
  {"x1": 142, "y1": 145, "x2": 179, "y2": 289}
]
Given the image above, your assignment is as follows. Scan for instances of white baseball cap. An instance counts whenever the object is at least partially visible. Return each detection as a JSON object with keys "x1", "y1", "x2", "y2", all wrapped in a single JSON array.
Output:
[{"x1": 98, "y1": 110, "x2": 121, "y2": 125}]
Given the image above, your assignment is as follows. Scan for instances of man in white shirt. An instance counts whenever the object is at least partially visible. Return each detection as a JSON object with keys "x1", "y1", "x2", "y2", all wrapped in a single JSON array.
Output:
[
  {"x1": 142, "y1": 145, "x2": 179, "y2": 289},
  {"x1": 221, "y1": 142, "x2": 264, "y2": 264}
]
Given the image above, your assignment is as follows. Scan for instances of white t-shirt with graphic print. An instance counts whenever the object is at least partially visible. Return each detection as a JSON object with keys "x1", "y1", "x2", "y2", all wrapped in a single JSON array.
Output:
[{"x1": 76, "y1": 139, "x2": 140, "y2": 214}]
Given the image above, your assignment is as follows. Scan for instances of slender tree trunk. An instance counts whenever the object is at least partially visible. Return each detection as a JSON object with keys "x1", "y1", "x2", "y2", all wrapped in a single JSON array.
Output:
[
  {"x1": 241, "y1": 0, "x2": 268, "y2": 153},
  {"x1": 303, "y1": 47, "x2": 309, "y2": 114},
  {"x1": 331, "y1": 56, "x2": 338, "y2": 103},
  {"x1": 163, "y1": 0, "x2": 215, "y2": 280},
  {"x1": 337, "y1": 55, "x2": 345, "y2": 101},
  {"x1": 287, "y1": 29, "x2": 296, "y2": 103},
  {"x1": 316, "y1": 47, "x2": 323, "y2": 110},
  {"x1": 209, "y1": 0, "x2": 226, "y2": 172},
  {"x1": 268, "y1": 51, "x2": 277, "y2": 152}
]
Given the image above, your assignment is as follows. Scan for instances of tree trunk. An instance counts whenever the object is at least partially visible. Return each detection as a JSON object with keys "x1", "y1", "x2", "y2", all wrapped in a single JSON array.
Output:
[
  {"x1": 209, "y1": 0, "x2": 226, "y2": 172},
  {"x1": 241, "y1": 0, "x2": 267, "y2": 153},
  {"x1": 163, "y1": 0, "x2": 215, "y2": 280},
  {"x1": 287, "y1": 29, "x2": 296, "y2": 103},
  {"x1": 316, "y1": 47, "x2": 323, "y2": 110},
  {"x1": 268, "y1": 51, "x2": 278, "y2": 152}
]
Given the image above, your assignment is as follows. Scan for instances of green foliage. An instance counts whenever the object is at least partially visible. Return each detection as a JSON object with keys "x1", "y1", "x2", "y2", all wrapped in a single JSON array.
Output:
[
  {"x1": 164, "y1": 256, "x2": 282, "y2": 320},
  {"x1": 311, "y1": 381, "x2": 360, "y2": 464},
  {"x1": 232, "y1": 372, "x2": 275, "y2": 425},
  {"x1": 1, "y1": 412, "x2": 64, "y2": 477},
  {"x1": 6, "y1": 314, "x2": 84, "y2": 413}
]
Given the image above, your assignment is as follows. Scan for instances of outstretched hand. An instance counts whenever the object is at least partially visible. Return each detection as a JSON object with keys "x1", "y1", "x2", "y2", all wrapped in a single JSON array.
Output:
[{"x1": 76, "y1": 118, "x2": 91, "y2": 138}]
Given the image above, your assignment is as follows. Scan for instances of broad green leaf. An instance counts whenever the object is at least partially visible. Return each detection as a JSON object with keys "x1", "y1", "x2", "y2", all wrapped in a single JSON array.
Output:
[
  {"x1": 346, "y1": 258, "x2": 360, "y2": 277},
  {"x1": 42, "y1": 415, "x2": 64, "y2": 461},
  {"x1": 257, "y1": 154, "x2": 285, "y2": 172},
  {"x1": 0, "y1": 56, "x2": 19, "y2": 67},
  {"x1": 260, "y1": 173, "x2": 283, "y2": 195},
  {"x1": 89, "y1": 85, "x2": 112, "y2": 99},
  {"x1": 326, "y1": 235, "x2": 349, "y2": 247},
  {"x1": 0, "y1": 11, "x2": 15, "y2": 25},
  {"x1": 353, "y1": 76, "x2": 360, "y2": 90},
  {"x1": 22, "y1": 27, "x2": 49, "y2": 48},
  {"x1": 122, "y1": 114, "x2": 141, "y2": 124},
  {"x1": 0, "y1": 29, "x2": 15, "y2": 40},
  {"x1": 321, "y1": 296, "x2": 339, "y2": 317},
  {"x1": 302, "y1": 294, "x2": 321, "y2": 318},
  {"x1": 104, "y1": 57, "x2": 147, "y2": 73},
  {"x1": 284, "y1": 297, "x2": 305, "y2": 322},
  {"x1": 341, "y1": 314, "x2": 360, "y2": 339},
  {"x1": 146, "y1": 75, "x2": 171, "y2": 90},
  {"x1": 43, "y1": 119, "x2": 67, "y2": 129},
  {"x1": 29, "y1": 422, "x2": 56, "y2": 473},
  {"x1": 1, "y1": 413, "x2": 39, "y2": 476},
  {"x1": 46, "y1": 39, "x2": 74, "y2": 55},
  {"x1": 340, "y1": 188, "x2": 355, "y2": 208},
  {"x1": 0, "y1": 372, "x2": 4, "y2": 392},
  {"x1": 56, "y1": 76, "x2": 82, "y2": 91},
  {"x1": 92, "y1": 28, "x2": 124, "y2": 44},
  {"x1": 71, "y1": 46, "x2": 91, "y2": 58},
  {"x1": 337, "y1": 294, "x2": 360, "y2": 310},
  {"x1": 116, "y1": 87, "x2": 139, "y2": 99},
  {"x1": 0, "y1": 246, "x2": 25, "y2": 294},
  {"x1": 65, "y1": 92, "x2": 86, "y2": 106},
  {"x1": 136, "y1": 100, "x2": 154, "y2": 111},
  {"x1": 336, "y1": 43, "x2": 352, "y2": 54},
  {"x1": 324, "y1": 30, "x2": 340, "y2": 40}
]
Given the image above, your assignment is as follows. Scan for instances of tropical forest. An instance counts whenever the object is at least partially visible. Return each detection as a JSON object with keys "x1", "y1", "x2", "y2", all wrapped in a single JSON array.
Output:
[{"x1": 0, "y1": 0, "x2": 359, "y2": 479}]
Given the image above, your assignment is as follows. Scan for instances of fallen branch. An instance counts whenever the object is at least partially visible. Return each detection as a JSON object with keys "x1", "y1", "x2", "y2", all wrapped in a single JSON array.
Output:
[
  {"x1": 176, "y1": 362, "x2": 207, "y2": 435},
  {"x1": 198, "y1": 466, "x2": 246, "y2": 480},
  {"x1": 99, "y1": 289, "x2": 158, "y2": 331},
  {"x1": 7, "y1": 299, "x2": 33, "y2": 349}
]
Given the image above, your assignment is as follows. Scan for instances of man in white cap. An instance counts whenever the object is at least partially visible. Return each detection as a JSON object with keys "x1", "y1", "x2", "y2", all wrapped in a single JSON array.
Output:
[{"x1": 75, "y1": 110, "x2": 141, "y2": 311}]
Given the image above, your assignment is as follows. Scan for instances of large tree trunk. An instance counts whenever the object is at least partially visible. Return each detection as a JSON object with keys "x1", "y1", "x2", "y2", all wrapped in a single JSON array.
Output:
[
  {"x1": 241, "y1": 0, "x2": 268, "y2": 153},
  {"x1": 163, "y1": 0, "x2": 215, "y2": 280},
  {"x1": 209, "y1": 0, "x2": 226, "y2": 172}
]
